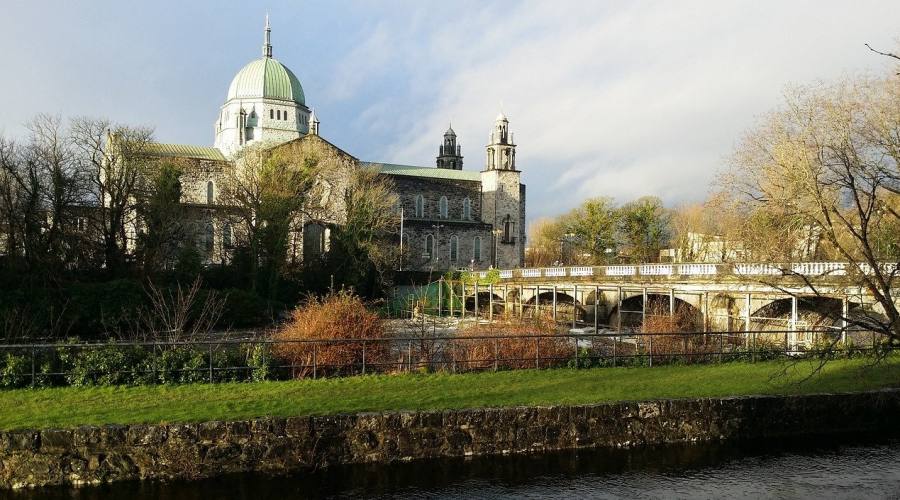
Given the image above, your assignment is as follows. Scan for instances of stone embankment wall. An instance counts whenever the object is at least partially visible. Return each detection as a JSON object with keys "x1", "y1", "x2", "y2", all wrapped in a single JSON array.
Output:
[{"x1": 2, "y1": 390, "x2": 899, "y2": 489}]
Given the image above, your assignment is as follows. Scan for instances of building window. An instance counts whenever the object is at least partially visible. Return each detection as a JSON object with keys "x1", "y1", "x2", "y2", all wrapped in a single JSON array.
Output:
[
  {"x1": 463, "y1": 198, "x2": 471, "y2": 220},
  {"x1": 276, "y1": 110, "x2": 281, "y2": 120},
  {"x1": 473, "y1": 236, "x2": 482, "y2": 261},
  {"x1": 503, "y1": 215, "x2": 514, "y2": 243},
  {"x1": 449, "y1": 235, "x2": 458, "y2": 262},
  {"x1": 204, "y1": 223, "x2": 215, "y2": 255},
  {"x1": 222, "y1": 222, "x2": 233, "y2": 249},
  {"x1": 424, "y1": 234, "x2": 434, "y2": 260},
  {"x1": 415, "y1": 195, "x2": 424, "y2": 218},
  {"x1": 439, "y1": 196, "x2": 449, "y2": 219},
  {"x1": 207, "y1": 181, "x2": 215, "y2": 204},
  {"x1": 270, "y1": 109, "x2": 274, "y2": 119}
]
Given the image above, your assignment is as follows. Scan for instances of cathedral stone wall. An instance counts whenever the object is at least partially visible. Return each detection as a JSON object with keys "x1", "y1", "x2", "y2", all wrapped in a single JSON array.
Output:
[
  {"x1": 386, "y1": 174, "x2": 495, "y2": 271},
  {"x1": 401, "y1": 221, "x2": 493, "y2": 272},
  {"x1": 269, "y1": 135, "x2": 357, "y2": 226},
  {"x1": 389, "y1": 176, "x2": 482, "y2": 222}
]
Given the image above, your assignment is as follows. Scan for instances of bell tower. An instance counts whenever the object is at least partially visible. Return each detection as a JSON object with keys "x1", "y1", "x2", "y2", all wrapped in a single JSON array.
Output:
[
  {"x1": 436, "y1": 124, "x2": 463, "y2": 170},
  {"x1": 480, "y1": 111, "x2": 525, "y2": 268},
  {"x1": 485, "y1": 112, "x2": 516, "y2": 171}
]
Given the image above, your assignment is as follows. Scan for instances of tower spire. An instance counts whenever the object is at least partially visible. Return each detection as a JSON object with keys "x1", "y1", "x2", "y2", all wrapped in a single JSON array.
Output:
[{"x1": 262, "y1": 13, "x2": 273, "y2": 58}]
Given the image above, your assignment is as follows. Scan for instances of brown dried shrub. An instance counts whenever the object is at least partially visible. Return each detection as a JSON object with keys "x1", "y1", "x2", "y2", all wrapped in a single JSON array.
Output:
[
  {"x1": 272, "y1": 291, "x2": 391, "y2": 377},
  {"x1": 453, "y1": 313, "x2": 571, "y2": 370},
  {"x1": 641, "y1": 301, "x2": 716, "y2": 362}
]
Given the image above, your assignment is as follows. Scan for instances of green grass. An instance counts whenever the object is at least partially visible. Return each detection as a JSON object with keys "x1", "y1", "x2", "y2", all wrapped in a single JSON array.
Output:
[{"x1": 1, "y1": 358, "x2": 898, "y2": 431}]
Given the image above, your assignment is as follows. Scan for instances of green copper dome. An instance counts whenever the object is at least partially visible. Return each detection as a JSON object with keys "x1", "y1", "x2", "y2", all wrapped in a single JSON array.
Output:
[{"x1": 226, "y1": 57, "x2": 306, "y2": 105}]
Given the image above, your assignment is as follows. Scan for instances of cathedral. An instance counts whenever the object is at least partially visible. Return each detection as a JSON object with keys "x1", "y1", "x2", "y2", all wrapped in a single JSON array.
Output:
[{"x1": 142, "y1": 17, "x2": 526, "y2": 272}]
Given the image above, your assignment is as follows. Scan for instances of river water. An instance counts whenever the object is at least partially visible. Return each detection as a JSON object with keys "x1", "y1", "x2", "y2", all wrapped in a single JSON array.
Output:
[{"x1": 6, "y1": 434, "x2": 900, "y2": 499}]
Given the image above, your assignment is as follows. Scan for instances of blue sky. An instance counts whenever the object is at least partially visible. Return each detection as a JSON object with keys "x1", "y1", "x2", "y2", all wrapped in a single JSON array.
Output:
[{"x1": 1, "y1": 1, "x2": 899, "y2": 219}]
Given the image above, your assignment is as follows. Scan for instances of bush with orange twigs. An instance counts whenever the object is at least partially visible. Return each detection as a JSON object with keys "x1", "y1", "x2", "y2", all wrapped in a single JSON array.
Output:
[
  {"x1": 272, "y1": 291, "x2": 390, "y2": 377},
  {"x1": 641, "y1": 301, "x2": 716, "y2": 363},
  {"x1": 452, "y1": 313, "x2": 570, "y2": 370}
]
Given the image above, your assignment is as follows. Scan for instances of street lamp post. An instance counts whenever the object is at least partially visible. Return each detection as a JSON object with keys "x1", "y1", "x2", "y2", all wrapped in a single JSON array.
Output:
[{"x1": 493, "y1": 229, "x2": 502, "y2": 268}]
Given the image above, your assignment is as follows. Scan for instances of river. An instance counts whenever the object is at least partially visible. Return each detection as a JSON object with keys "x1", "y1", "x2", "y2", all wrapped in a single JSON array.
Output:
[{"x1": 5, "y1": 434, "x2": 900, "y2": 499}]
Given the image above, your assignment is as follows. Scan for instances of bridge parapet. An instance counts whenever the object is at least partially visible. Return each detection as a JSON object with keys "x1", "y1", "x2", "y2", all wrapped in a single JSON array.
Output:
[{"x1": 489, "y1": 262, "x2": 895, "y2": 283}]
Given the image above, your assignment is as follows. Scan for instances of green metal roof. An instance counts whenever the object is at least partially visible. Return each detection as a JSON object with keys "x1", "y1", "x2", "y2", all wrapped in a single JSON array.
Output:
[
  {"x1": 227, "y1": 57, "x2": 305, "y2": 105},
  {"x1": 364, "y1": 162, "x2": 481, "y2": 182},
  {"x1": 145, "y1": 143, "x2": 226, "y2": 162}
]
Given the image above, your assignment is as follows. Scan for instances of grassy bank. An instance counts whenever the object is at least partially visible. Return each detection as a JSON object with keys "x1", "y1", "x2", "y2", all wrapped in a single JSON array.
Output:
[{"x1": 0, "y1": 357, "x2": 898, "y2": 430}]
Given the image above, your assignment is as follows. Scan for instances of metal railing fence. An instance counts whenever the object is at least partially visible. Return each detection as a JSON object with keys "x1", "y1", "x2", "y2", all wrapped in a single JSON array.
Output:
[{"x1": 0, "y1": 327, "x2": 890, "y2": 388}]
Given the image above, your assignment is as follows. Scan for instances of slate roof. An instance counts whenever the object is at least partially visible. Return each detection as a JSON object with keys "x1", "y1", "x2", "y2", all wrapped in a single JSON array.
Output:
[
  {"x1": 364, "y1": 162, "x2": 481, "y2": 182},
  {"x1": 145, "y1": 143, "x2": 227, "y2": 162}
]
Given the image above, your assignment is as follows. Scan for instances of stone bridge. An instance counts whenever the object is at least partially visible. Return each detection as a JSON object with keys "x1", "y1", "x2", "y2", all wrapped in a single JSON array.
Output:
[{"x1": 447, "y1": 262, "x2": 896, "y2": 341}]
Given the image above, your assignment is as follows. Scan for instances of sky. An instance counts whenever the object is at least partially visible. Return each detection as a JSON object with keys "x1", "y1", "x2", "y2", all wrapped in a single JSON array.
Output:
[{"x1": 1, "y1": 0, "x2": 899, "y2": 219}]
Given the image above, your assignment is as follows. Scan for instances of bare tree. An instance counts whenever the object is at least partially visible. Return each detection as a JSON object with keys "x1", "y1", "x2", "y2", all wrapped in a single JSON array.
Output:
[
  {"x1": 70, "y1": 117, "x2": 154, "y2": 277},
  {"x1": 138, "y1": 277, "x2": 226, "y2": 343},
  {"x1": 329, "y1": 168, "x2": 399, "y2": 293},
  {"x1": 722, "y1": 73, "x2": 900, "y2": 342},
  {"x1": 0, "y1": 137, "x2": 25, "y2": 262}
]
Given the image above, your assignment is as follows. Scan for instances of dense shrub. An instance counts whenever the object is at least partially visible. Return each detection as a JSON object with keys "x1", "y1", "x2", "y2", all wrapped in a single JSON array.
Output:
[
  {"x1": 641, "y1": 302, "x2": 714, "y2": 364},
  {"x1": 272, "y1": 291, "x2": 389, "y2": 377},
  {"x1": 453, "y1": 313, "x2": 568, "y2": 370},
  {"x1": 58, "y1": 343, "x2": 148, "y2": 386},
  {"x1": 0, "y1": 340, "x2": 279, "y2": 389},
  {"x1": 0, "y1": 352, "x2": 29, "y2": 388}
]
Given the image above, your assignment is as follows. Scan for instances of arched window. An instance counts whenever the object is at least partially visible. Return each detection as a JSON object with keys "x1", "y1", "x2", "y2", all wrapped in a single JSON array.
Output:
[
  {"x1": 473, "y1": 236, "x2": 482, "y2": 261},
  {"x1": 276, "y1": 110, "x2": 281, "y2": 120},
  {"x1": 424, "y1": 234, "x2": 434, "y2": 260},
  {"x1": 462, "y1": 198, "x2": 472, "y2": 220},
  {"x1": 222, "y1": 222, "x2": 233, "y2": 249},
  {"x1": 439, "y1": 196, "x2": 449, "y2": 219},
  {"x1": 303, "y1": 223, "x2": 327, "y2": 259},
  {"x1": 503, "y1": 215, "x2": 513, "y2": 243},
  {"x1": 414, "y1": 195, "x2": 425, "y2": 218},
  {"x1": 449, "y1": 235, "x2": 458, "y2": 262},
  {"x1": 207, "y1": 181, "x2": 215, "y2": 204},
  {"x1": 204, "y1": 223, "x2": 215, "y2": 255},
  {"x1": 270, "y1": 109, "x2": 274, "y2": 119}
]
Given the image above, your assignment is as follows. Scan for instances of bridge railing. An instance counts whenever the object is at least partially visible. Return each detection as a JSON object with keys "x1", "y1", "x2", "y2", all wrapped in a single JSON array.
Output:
[{"x1": 490, "y1": 261, "x2": 895, "y2": 280}]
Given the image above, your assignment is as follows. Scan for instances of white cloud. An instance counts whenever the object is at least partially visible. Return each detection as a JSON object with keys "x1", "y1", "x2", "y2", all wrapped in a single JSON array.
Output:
[
  {"x1": 1, "y1": 0, "x2": 898, "y2": 222},
  {"x1": 347, "y1": 0, "x2": 900, "y2": 218}
]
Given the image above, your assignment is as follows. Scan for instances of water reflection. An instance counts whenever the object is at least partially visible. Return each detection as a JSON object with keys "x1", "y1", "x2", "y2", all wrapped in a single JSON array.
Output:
[{"x1": 5, "y1": 434, "x2": 900, "y2": 499}]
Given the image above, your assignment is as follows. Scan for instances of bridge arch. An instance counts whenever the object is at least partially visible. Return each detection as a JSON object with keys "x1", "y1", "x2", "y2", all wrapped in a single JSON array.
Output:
[
  {"x1": 465, "y1": 291, "x2": 505, "y2": 315},
  {"x1": 749, "y1": 296, "x2": 843, "y2": 332},
  {"x1": 607, "y1": 293, "x2": 702, "y2": 330},
  {"x1": 523, "y1": 291, "x2": 585, "y2": 323}
]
